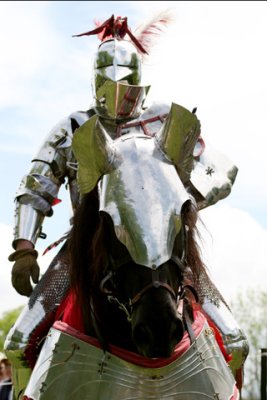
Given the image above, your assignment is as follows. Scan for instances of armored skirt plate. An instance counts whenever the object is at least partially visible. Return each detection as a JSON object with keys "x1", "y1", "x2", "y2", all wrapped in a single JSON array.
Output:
[{"x1": 24, "y1": 314, "x2": 238, "y2": 400}]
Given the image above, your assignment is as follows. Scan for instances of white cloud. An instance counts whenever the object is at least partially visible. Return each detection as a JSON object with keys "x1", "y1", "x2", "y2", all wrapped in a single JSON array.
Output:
[
  {"x1": 0, "y1": 2, "x2": 96, "y2": 153},
  {"x1": 198, "y1": 204, "x2": 267, "y2": 303},
  {"x1": 0, "y1": 2, "x2": 60, "y2": 108}
]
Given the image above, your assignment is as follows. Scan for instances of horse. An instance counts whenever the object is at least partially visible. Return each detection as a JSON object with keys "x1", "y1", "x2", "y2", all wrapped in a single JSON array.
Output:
[
  {"x1": 67, "y1": 188, "x2": 195, "y2": 358},
  {"x1": 21, "y1": 104, "x2": 238, "y2": 399}
]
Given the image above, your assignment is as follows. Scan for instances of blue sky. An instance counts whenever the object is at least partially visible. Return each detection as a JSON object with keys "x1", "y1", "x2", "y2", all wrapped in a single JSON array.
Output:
[{"x1": 1, "y1": 1, "x2": 267, "y2": 319}]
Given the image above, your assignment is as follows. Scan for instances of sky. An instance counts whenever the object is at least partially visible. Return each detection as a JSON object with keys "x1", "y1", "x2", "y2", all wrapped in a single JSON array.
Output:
[{"x1": 0, "y1": 1, "x2": 267, "y2": 321}]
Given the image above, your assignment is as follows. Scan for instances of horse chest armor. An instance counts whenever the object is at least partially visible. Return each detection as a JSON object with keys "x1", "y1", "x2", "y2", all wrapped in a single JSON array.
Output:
[{"x1": 24, "y1": 313, "x2": 238, "y2": 399}]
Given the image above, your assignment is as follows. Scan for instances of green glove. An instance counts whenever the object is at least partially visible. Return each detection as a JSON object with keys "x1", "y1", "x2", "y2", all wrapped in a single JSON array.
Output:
[{"x1": 8, "y1": 249, "x2": 40, "y2": 297}]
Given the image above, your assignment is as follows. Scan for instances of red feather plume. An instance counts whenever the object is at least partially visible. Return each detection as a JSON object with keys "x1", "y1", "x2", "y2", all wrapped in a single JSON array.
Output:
[
  {"x1": 72, "y1": 10, "x2": 175, "y2": 56},
  {"x1": 73, "y1": 14, "x2": 148, "y2": 54}
]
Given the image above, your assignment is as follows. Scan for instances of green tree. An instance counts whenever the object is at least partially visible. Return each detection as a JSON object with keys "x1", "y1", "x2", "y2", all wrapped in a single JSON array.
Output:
[
  {"x1": 230, "y1": 288, "x2": 267, "y2": 400},
  {"x1": 0, "y1": 306, "x2": 23, "y2": 352}
]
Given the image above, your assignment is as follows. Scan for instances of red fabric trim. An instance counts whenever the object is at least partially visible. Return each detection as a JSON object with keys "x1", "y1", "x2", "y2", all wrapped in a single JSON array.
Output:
[
  {"x1": 26, "y1": 291, "x2": 233, "y2": 372},
  {"x1": 230, "y1": 384, "x2": 240, "y2": 399},
  {"x1": 206, "y1": 318, "x2": 232, "y2": 364},
  {"x1": 52, "y1": 198, "x2": 62, "y2": 206},
  {"x1": 53, "y1": 311, "x2": 206, "y2": 368},
  {"x1": 116, "y1": 113, "x2": 168, "y2": 137},
  {"x1": 55, "y1": 290, "x2": 85, "y2": 332},
  {"x1": 193, "y1": 303, "x2": 232, "y2": 364},
  {"x1": 235, "y1": 367, "x2": 243, "y2": 392},
  {"x1": 55, "y1": 291, "x2": 232, "y2": 367}
]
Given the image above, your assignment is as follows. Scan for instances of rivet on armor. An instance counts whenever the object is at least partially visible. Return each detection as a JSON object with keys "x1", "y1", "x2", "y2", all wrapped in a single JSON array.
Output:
[{"x1": 204, "y1": 327, "x2": 214, "y2": 336}]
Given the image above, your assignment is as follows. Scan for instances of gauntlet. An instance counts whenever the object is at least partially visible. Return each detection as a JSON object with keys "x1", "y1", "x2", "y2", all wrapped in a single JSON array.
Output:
[{"x1": 9, "y1": 249, "x2": 39, "y2": 296}]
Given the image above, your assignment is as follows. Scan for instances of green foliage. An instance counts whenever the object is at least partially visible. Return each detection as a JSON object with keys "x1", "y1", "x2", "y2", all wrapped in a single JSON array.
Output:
[
  {"x1": 0, "y1": 306, "x2": 23, "y2": 353},
  {"x1": 230, "y1": 288, "x2": 267, "y2": 400}
]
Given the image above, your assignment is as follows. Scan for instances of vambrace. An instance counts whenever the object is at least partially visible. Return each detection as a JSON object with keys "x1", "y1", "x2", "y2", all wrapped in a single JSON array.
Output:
[
  {"x1": 186, "y1": 267, "x2": 249, "y2": 376},
  {"x1": 201, "y1": 297, "x2": 249, "y2": 376},
  {"x1": 15, "y1": 165, "x2": 63, "y2": 215},
  {"x1": 190, "y1": 146, "x2": 238, "y2": 210},
  {"x1": 13, "y1": 162, "x2": 64, "y2": 246},
  {"x1": 13, "y1": 202, "x2": 45, "y2": 248}
]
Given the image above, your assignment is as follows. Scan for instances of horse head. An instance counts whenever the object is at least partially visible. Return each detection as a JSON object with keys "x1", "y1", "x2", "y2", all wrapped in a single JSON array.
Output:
[{"x1": 70, "y1": 103, "x2": 202, "y2": 358}]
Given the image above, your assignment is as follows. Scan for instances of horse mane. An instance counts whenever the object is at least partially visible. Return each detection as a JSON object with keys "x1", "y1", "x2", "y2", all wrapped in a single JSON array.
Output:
[
  {"x1": 179, "y1": 200, "x2": 207, "y2": 298},
  {"x1": 68, "y1": 187, "x2": 108, "y2": 332},
  {"x1": 183, "y1": 201, "x2": 205, "y2": 276}
]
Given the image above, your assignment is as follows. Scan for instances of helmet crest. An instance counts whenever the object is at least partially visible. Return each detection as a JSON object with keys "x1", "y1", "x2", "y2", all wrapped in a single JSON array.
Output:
[
  {"x1": 73, "y1": 11, "x2": 175, "y2": 56},
  {"x1": 73, "y1": 14, "x2": 148, "y2": 55},
  {"x1": 73, "y1": 12, "x2": 174, "y2": 120}
]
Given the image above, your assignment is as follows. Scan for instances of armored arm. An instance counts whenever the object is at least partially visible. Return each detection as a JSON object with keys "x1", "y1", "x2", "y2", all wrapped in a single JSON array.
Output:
[
  {"x1": 10, "y1": 123, "x2": 70, "y2": 296},
  {"x1": 188, "y1": 141, "x2": 238, "y2": 210},
  {"x1": 12, "y1": 110, "x2": 92, "y2": 249},
  {"x1": 13, "y1": 123, "x2": 70, "y2": 248},
  {"x1": 10, "y1": 111, "x2": 92, "y2": 297}
]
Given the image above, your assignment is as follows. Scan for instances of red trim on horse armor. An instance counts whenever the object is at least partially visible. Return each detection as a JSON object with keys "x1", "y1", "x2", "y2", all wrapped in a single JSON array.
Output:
[
  {"x1": 230, "y1": 385, "x2": 240, "y2": 399},
  {"x1": 53, "y1": 311, "x2": 205, "y2": 368},
  {"x1": 55, "y1": 291, "x2": 235, "y2": 367}
]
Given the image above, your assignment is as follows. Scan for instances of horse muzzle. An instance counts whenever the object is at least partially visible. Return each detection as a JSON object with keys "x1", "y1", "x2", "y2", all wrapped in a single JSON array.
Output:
[
  {"x1": 130, "y1": 285, "x2": 185, "y2": 358},
  {"x1": 132, "y1": 314, "x2": 184, "y2": 358}
]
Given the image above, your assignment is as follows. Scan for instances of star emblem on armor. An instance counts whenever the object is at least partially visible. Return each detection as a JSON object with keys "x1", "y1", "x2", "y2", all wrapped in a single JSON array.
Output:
[{"x1": 206, "y1": 166, "x2": 215, "y2": 176}]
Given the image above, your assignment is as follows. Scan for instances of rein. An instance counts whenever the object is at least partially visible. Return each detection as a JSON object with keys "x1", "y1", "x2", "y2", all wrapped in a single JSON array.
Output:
[
  {"x1": 92, "y1": 220, "x2": 199, "y2": 350},
  {"x1": 99, "y1": 257, "x2": 198, "y2": 322},
  {"x1": 130, "y1": 268, "x2": 177, "y2": 307}
]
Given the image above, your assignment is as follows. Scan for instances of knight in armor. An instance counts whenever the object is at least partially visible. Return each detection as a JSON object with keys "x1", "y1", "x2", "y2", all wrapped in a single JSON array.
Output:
[{"x1": 5, "y1": 14, "x2": 248, "y2": 398}]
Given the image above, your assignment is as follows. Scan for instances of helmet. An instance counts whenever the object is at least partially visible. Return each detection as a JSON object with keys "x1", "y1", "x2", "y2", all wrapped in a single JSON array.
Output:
[
  {"x1": 92, "y1": 39, "x2": 150, "y2": 120},
  {"x1": 73, "y1": 13, "x2": 173, "y2": 120},
  {"x1": 93, "y1": 39, "x2": 142, "y2": 92},
  {"x1": 73, "y1": 15, "x2": 150, "y2": 120}
]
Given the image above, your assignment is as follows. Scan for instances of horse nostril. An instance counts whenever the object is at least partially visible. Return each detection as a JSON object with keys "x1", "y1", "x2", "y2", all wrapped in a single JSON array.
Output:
[{"x1": 133, "y1": 323, "x2": 151, "y2": 347}]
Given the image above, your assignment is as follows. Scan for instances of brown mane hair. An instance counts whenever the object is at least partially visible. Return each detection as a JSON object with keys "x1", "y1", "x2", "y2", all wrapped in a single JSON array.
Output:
[
  {"x1": 183, "y1": 201, "x2": 205, "y2": 276},
  {"x1": 68, "y1": 187, "x2": 108, "y2": 331}
]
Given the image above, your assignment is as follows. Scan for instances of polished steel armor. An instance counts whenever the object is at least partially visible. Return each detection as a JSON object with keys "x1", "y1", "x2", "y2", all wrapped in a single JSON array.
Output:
[
  {"x1": 23, "y1": 314, "x2": 239, "y2": 400},
  {"x1": 6, "y1": 98, "x2": 248, "y2": 399},
  {"x1": 202, "y1": 298, "x2": 249, "y2": 379},
  {"x1": 5, "y1": 9, "x2": 249, "y2": 396},
  {"x1": 6, "y1": 26, "x2": 248, "y2": 397},
  {"x1": 13, "y1": 204, "x2": 44, "y2": 247},
  {"x1": 190, "y1": 146, "x2": 238, "y2": 209},
  {"x1": 94, "y1": 79, "x2": 150, "y2": 120},
  {"x1": 93, "y1": 39, "x2": 142, "y2": 94},
  {"x1": 12, "y1": 111, "x2": 90, "y2": 246},
  {"x1": 72, "y1": 103, "x2": 198, "y2": 268},
  {"x1": 155, "y1": 102, "x2": 201, "y2": 183},
  {"x1": 92, "y1": 39, "x2": 148, "y2": 121},
  {"x1": 5, "y1": 99, "x2": 248, "y2": 397},
  {"x1": 98, "y1": 133, "x2": 190, "y2": 268}
]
